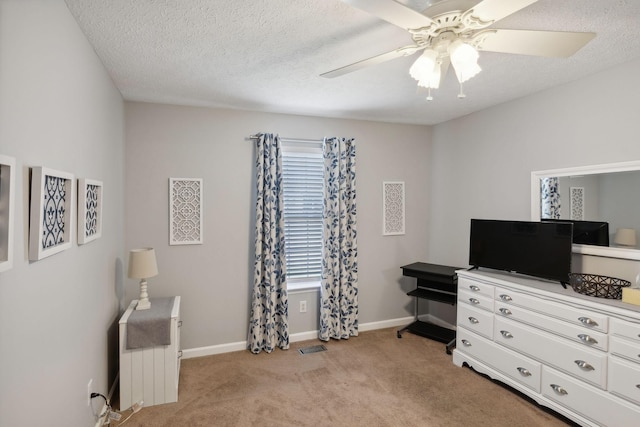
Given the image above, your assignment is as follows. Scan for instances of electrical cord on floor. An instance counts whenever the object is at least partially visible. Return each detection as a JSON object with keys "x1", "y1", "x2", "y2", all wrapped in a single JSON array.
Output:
[
  {"x1": 114, "y1": 401, "x2": 144, "y2": 426},
  {"x1": 90, "y1": 392, "x2": 143, "y2": 425},
  {"x1": 90, "y1": 393, "x2": 113, "y2": 424}
]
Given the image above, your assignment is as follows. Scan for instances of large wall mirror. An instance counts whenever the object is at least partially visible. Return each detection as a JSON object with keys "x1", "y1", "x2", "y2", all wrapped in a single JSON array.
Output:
[{"x1": 531, "y1": 160, "x2": 640, "y2": 261}]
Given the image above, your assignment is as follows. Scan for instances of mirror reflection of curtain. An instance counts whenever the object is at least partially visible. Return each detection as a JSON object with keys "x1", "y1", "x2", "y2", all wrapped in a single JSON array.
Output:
[
  {"x1": 541, "y1": 177, "x2": 561, "y2": 219},
  {"x1": 319, "y1": 137, "x2": 358, "y2": 341},
  {"x1": 248, "y1": 133, "x2": 289, "y2": 354}
]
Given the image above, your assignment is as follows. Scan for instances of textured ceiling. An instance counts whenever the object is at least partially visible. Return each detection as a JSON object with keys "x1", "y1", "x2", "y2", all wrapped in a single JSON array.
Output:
[{"x1": 64, "y1": 0, "x2": 640, "y2": 125}]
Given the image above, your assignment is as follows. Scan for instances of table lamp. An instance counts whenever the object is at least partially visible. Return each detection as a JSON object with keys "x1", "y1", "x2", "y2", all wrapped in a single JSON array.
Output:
[
  {"x1": 128, "y1": 248, "x2": 158, "y2": 310},
  {"x1": 614, "y1": 228, "x2": 637, "y2": 248}
]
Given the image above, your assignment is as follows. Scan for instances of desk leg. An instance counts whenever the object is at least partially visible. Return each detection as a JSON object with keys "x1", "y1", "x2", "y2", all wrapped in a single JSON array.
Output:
[{"x1": 397, "y1": 295, "x2": 420, "y2": 338}]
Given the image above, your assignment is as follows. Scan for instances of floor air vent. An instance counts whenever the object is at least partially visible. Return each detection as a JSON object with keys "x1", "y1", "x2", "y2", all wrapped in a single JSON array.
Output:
[{"x1": 298, "y1": 345, "x2": 327, "y2": 355}]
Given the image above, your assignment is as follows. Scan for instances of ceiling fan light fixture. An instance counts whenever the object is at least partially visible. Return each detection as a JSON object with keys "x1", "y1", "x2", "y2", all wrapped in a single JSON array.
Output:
[
  {"x1": 417, "y1": 61, "x2": 442, "y2": 89},
  {"x1": 448, "y1": 39, "x2": 481, "y2": 83},
  {"x1": 409, "y1": 49, "x2": 437, "y2": 81}
]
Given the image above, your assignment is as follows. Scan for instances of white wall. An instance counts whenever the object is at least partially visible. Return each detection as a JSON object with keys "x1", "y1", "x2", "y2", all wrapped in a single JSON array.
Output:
[
  {"x1": 428, "y1": 58, "x2": 640, "y2": 283},
  {"x1": 125, "y1": 102, "x2": 432, "y2": 350},
  {"x1": 0, "y1": 1, "x2": 125, "y2": 426}
]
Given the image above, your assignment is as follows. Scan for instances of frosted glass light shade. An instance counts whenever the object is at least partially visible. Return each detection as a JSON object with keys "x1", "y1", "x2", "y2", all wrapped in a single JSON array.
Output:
[
  {"x1": 409, "y1": 49, "x2": 441, "y2": 88},
  {"x1": 128, "y1": 248, "x2": 158, "y2": 279},
  {"x1": 449, "y1": 39, "x2": 481, "y2": 83}
]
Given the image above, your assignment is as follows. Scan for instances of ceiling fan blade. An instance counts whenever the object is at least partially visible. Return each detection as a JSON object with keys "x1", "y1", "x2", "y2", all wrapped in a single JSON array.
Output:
[
  {"x1": 466, "y1": 0, "x2": 538, "y2": 24},
  {"x1": 343, "y1": 0, "x2": 434, "y2": 30},
  {"x1": 321, "y1": 45, "x2": 422, "y2": 78},
  {"x1": 476, "y1": 29, "x2": 596, "y2": 57}
]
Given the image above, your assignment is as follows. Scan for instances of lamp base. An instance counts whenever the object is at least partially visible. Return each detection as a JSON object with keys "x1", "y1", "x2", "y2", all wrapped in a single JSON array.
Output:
[
  {"x1": 136, "y1": 299, "x2": 151, "y2": 310},
  {"x1": 135, "y1": 279, "x2": 151, "y2": 310}
]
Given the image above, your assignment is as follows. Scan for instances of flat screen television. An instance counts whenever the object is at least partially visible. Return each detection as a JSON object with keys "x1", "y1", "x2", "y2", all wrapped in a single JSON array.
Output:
[
  {"x1": 469, "y1": 219, "x2": 573, "y2": 285},
  {"x1": 541, "y1": 219, "x2": 609, "y2": 247}
]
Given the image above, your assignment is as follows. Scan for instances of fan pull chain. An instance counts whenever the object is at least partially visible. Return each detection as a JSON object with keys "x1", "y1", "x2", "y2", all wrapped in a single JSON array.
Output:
[
  {"x1": 426, "y1": 87, "x2": 433, "y2": 101},
  {"x1": 458, "y1": 81, "x2": 466, "y2": 99}
]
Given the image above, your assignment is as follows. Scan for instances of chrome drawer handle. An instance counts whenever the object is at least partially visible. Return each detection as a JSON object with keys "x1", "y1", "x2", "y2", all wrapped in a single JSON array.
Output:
[
  {"x1": 499, "y1": 294, "x2": 512, "y2": 302},
  {"x1": 574, "y1": 360, "x2": 595, "y2": 371},
  {"x1": 500, "y1": 330, "x2": 513, "y2": 339},
  {"x1": 636, "y1": 384, "x2": 640, "y2": 390},
  {"x1": 469, "y1": 285, "x2": 480, "y2": 292},
  {"x1": 578, "y1": 317, "x2": 598, "y2": 327},
  {"x1": 550, "y1": 384, "x2": 568, "y2": 395},
  {"x1": 498, "y1": 308, "x2": 512, "y2": 316},
  {"x1": 469, "y1": 298, "x2": 480, "y2": 305},
  {"x1": 468, "y1": 317, "x2": 479, "y2": 324},
  {"x1": 517, "y1": 367, "x2": 531, "y2": 377},
  {"x1": 461, "y1": 339, "x2": 471, "y2": 347},
  {"x1": 578, "y1": 334, "x2": 598, "y2": 345}
]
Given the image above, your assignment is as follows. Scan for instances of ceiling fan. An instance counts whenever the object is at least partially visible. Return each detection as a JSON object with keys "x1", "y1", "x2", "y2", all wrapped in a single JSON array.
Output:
[{"x1": 322, "y1": 0, "x2": 595, "y2": 99}]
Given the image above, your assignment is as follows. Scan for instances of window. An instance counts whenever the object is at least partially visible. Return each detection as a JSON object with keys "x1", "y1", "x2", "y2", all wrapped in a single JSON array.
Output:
[{"x1": 281, "y1": 141, "x2": 323, "y2": 285}]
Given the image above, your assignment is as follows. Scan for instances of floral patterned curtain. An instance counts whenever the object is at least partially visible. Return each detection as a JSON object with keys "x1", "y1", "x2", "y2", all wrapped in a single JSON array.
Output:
[
  {"x1": 319, "y1": 137, "x2": 358, "y2": 341},
  {"x1": 248, "y1": 133, "x2": 289, "y2": 353},
  {"x1": 541, "y1": 177, "x2": 561, "y2": 219}
]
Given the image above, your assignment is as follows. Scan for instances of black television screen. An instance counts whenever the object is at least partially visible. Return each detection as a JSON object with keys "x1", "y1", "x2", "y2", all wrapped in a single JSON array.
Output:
[
  {"x1": 541, "y1": 219, "x2": 609, "y2": 247},
  {"x1": 469, "y1": 219, "x2": 573, "y2": 284}
]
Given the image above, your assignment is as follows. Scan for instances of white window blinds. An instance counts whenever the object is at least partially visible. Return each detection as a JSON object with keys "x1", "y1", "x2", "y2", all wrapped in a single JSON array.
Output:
[{"x1": 281, "y1": 141, "x2": 323, "y2": 281}]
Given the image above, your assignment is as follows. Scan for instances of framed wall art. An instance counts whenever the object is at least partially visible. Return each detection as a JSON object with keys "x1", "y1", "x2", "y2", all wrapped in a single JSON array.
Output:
[
  {"x1": 169, "y1": 178, "x2": 203, "y2": 245},
  {"x1": 570, "y1": 186, "x2": 585, "y2": 220},
  {"x1": 0, "y1": 155, "x2": 16, "y2": 272},
  {"x1": 29, "y1": 167, "x2": 75, "y2": 261},
  {"x1": 383, "y1": 181, "x2": 405, "y2": 236},
  {"x1": 77, "y1": 178, "x2": 103, "y2": 245}
]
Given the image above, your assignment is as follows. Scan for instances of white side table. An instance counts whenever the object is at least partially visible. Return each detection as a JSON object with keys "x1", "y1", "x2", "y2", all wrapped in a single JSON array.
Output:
[{"x1": 118, "y1": 296, "x2": 181, "y2": 409}]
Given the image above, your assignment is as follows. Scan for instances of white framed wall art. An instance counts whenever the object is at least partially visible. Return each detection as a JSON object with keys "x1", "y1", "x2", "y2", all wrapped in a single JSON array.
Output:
[
  {"x1": 77, "y1": 178, "x2": 103, "y2": 245},
  {"x1": 383, "y1": 181, "x2": 405, "y2": 236},
  {"x1": 570, "y1": 186, "x2": 585, "y2": 220},
  {"x1": 0, "y1": 155, "x2": 16, "y2": 272},
  {"x1": 169, "y1": 178, "x2": 203, "y2": 245},
  {"x1": 29, "y1": 167, "x2": 75, "y2": 261}
]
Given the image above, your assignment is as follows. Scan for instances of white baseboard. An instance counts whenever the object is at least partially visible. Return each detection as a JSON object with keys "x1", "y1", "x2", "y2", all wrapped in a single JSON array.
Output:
[{"x1": 181, "y1": 316, "x2": 416, "y2": 359}]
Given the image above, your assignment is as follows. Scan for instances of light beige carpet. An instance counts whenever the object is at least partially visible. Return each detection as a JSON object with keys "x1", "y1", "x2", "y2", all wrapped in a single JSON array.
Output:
[{"x1": 112, "y1": 328, "x2": 573, "y2": 426}]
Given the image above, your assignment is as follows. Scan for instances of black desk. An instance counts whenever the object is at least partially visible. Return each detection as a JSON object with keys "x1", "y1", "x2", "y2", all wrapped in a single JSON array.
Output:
[{"x1": 398, "y1": 262, "x2": 461, "y2": 354}]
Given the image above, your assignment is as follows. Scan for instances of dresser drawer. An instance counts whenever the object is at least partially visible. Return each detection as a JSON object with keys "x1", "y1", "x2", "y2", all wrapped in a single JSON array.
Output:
[
  {"x1": 457, "y1": 327, "x2": 541, "y2": 392},
  {"x1": 611, "y1": 318, "x2": 640, "y2": 343},
  {"x1": 494, "y1": 302, "x2": 608, "y2": 351},
  {"x1": 495, "y1": 317, "x2": 607, "y2": 388},
  {"x1": 458, "y1": 288, "x2": 494, "y2": 312},
  {"x1": 494, "y1": 286, "x2": 608, "y2": 333},
  {"x1": 609, "y1": 356, "x2": 640, "y2": 405},
  {"x1": 457, "y1": 303, "x2": 494, "y2": 339},
  {"x1": 458, "y1": 276, "x2": 495, "y2": 299},
  {"x1": 542, "y1": 366, "x2": 640, "y2": 427},
  {"x1": 610, "y1": 335, "x2": 640, "y2": 364}
]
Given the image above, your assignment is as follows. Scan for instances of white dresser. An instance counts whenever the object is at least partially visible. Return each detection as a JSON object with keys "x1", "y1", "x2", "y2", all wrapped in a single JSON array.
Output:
[
  {"x1": 119, "y1": 296, "x2": 181, "y2": 410},
  {"x1": 453, "y1": 270, "x2": 640, "y2": 427}
]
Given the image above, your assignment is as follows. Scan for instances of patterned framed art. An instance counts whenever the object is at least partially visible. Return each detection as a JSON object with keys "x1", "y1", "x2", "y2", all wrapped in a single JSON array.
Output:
[
  {"x1": 0, "y1": 155, "x2": 16, "y2": 272},
  {"x1": 169, "y1": 178, "x2": 203, "y2": 245},
  {"x1": 383, "y1": 181, "x2": 405, "y2": 236},
  {"x1": 77, "y1": 178, "x2": 103, "y2": 245},
  {"x1": 29, "y1": 167, "x2": 75, "y2": 261},
  {"x1": 570, "y1": 186, "x2": 585, "y2": 220}
]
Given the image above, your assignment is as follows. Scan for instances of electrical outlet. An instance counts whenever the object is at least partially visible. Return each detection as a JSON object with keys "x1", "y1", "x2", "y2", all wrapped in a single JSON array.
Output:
[
  {"x1": 87, "y1": 379, "x2": 93, "y2": 406},
  {"x1": 299, "y1": 300, "x2": 307, "y2": 313}
]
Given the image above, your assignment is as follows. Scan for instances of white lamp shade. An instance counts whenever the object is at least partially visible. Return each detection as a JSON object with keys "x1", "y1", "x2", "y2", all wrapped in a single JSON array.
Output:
[
  {"x1": 417, "y1": 61, "x2": 442, "y2": 89},
  {"x1": 614, "y1": 228, "x2": 637, "y2": 247},
  {"x1": 128, "y1": 248, "x2": 159, "y2": 279},
  {"x1": 410, "y1": 49, "x2": 440, "y2": 88},
  {"x1": 448, "y1": 39, "x2": 481, "y2": 83}
]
